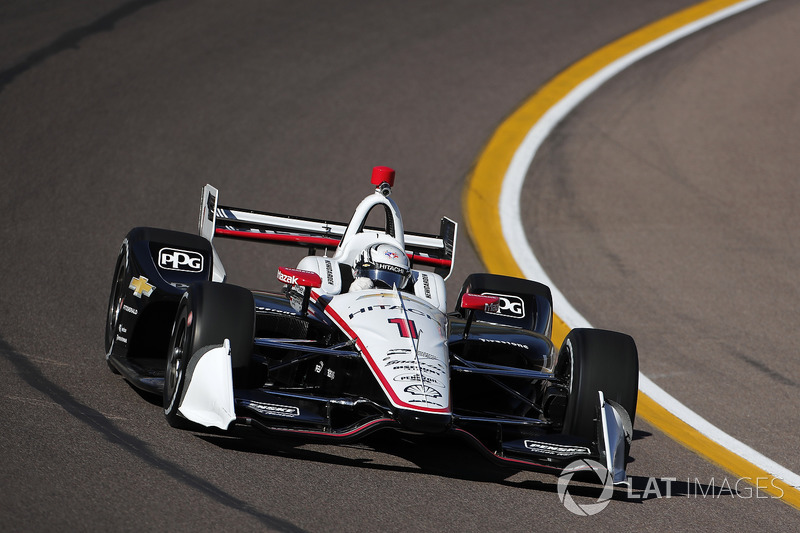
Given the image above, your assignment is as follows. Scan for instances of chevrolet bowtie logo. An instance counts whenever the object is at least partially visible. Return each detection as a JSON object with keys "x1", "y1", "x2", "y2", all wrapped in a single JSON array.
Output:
[{"x1": 129, "y1": 276, "x2": 155, "y2": 298}]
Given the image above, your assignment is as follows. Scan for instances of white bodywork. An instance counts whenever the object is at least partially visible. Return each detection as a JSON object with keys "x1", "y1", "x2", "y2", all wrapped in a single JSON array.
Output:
[
  {"x1": 599, "y1": 391, "x2": 633, "y2": 485},
  {"x1": 296, "y1": 256, "x2": 344, "y2": 295},
  {"x1": 320, "y1": 289, "x2": 451, "y2": 414},
  {"x1": 293, "y1": 188, "x2": 452, "y2": 414},
  {"x1": 331, "y1": 191, "x2": 406, "y2": 266},
  {"x1": 179, "y1": 340, "x2": 236, "y2": 430},
  {"x1": 298, "y1": 255, "x2": 447, "y2": 313}
]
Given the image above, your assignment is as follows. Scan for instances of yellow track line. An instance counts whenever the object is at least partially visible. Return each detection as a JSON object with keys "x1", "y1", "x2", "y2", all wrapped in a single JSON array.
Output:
[
  {"x1": 639, "y1": 394, "x2": 799, "y2": 506},
  {"x1": 463, "y1": 0, "x2": 799, "y2": 508}
]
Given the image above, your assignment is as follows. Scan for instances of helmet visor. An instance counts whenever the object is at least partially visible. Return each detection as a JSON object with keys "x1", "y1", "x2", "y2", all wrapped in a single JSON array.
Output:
[{"x1": 357, "y1": 263, "x2": 409, "y2": 289}]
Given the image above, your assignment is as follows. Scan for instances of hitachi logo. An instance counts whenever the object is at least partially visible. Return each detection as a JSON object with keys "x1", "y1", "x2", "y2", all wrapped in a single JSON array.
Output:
[{"x1": 348, "y1": 305, "x2": 435, "y2": 321}]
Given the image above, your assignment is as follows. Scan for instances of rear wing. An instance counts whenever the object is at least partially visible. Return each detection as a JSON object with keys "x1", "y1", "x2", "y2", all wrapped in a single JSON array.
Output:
[{"x1": 199, "y1": 184, "x2": 457, "y2": 280}]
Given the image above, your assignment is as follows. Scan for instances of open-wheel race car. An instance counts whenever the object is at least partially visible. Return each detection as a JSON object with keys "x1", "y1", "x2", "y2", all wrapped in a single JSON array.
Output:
[{"x1": 105, "y1": 166, "x2": 638, "y2": 483}]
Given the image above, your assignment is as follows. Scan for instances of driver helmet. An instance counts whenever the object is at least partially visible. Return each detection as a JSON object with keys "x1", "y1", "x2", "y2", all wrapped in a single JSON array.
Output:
[{"x1": 354, "y1": 243, "x2": 411, "y2": 290}]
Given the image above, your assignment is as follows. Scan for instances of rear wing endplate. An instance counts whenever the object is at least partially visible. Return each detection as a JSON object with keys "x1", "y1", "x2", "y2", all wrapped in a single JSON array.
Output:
[{"x1": 198, "y1": 184, "x2": 457, "y2": 279}]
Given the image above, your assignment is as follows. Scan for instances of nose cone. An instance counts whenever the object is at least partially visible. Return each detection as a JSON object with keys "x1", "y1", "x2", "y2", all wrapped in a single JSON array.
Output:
[{"x1": 396, "y1": 409, "x2": 451, "y2": 434}]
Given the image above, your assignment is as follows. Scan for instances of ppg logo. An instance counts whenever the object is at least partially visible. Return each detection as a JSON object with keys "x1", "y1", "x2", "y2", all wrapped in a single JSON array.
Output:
[
  {"x1": 482, "y1": 292, "x2": 526, "y2": 318},
  {"x1": 158, "y1": 248, "x2": 204, "y2": 272}
]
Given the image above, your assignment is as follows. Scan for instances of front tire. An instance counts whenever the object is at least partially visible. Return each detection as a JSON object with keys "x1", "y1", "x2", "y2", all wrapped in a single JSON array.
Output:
[
  {"x1": 104, "y1": 246, "x2": 128, "y2": 373},
  {"x1": 163, "y1": 282, "x2": 255, "y2": 428},
  {"x1": 558, "y1": 328, "x2": 638, "y2": 444}
]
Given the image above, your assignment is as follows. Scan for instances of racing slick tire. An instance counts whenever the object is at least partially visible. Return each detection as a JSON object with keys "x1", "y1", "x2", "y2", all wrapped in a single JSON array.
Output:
[
  {"x1": 104, "y1": 246, "x2": 128, "y2": 374},
  {"x1": 558, "y1": 328, "x2": 638, "y2": 447},
  {"x1": 163, "y1": 281, "x2": 255, "y2": 428}
]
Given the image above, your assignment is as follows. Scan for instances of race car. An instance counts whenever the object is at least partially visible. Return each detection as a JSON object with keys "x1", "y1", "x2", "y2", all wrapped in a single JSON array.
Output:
[{"x1": 105, "y1": 166, "x2": 638, "y2": 483}]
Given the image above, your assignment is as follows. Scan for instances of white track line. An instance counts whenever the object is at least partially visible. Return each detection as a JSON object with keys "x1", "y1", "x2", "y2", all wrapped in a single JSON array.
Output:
[{"x1": 499, "y1": 0, "x2": 800, "y2": 488}]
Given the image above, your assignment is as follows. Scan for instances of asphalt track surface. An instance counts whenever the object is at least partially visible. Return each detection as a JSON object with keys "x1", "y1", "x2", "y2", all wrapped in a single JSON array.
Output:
[{"x1": 1, "y1": 0, "x2": 797, "y2": 530}]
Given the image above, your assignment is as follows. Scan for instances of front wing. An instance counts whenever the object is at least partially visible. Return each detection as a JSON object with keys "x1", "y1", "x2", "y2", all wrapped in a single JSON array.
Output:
[{"x1": 178, "y1": 335, "x2": 630, "y2": 479}]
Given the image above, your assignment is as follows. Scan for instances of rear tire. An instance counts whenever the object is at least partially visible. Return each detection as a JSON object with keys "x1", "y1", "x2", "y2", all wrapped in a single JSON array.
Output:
[
  {"x1": 558, "y1": 328, "x2": 638, "y2": 444},
  {"x1": 163, "y1": 282, "x2": 254, "y2": 428}
]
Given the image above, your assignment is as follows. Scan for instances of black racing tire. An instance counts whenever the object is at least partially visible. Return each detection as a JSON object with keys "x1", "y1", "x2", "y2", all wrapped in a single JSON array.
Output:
[
  {"x1": 558, "y1": 328, "x2": 638, "y2": 444},
  {"x1": 104, "y1": 247, "x2": 128, "y2": 374},
  {"x1": 163, "y1": 281, "x2": 254, "y2": 429}
]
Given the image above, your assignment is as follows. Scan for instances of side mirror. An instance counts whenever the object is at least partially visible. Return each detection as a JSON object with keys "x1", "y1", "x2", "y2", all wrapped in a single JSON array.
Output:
[
  {"x1": 278, "y1": 267, "x2": 322, "y2": 314},
  {"x1": 277, "y1": 267, "x2": 322, "y2": 288},
  {"x1": 460, "y1": 293, "x2": 499, "y2": 313},
  {"x1": 459, "y1": 293, "x2": 499, "y2": 339}
]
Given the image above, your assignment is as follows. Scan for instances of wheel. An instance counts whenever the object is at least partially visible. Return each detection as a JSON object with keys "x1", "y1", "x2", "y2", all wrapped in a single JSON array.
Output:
[
  {"x1": 163, "y1": 281, "x2": 255, "y2": 428},
  {"x1": 104, "y1": 247, "x2": 127, "y2": 374},
  {"x1": 558, "y1": 328, "x2": 638, "y2": 443}
]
